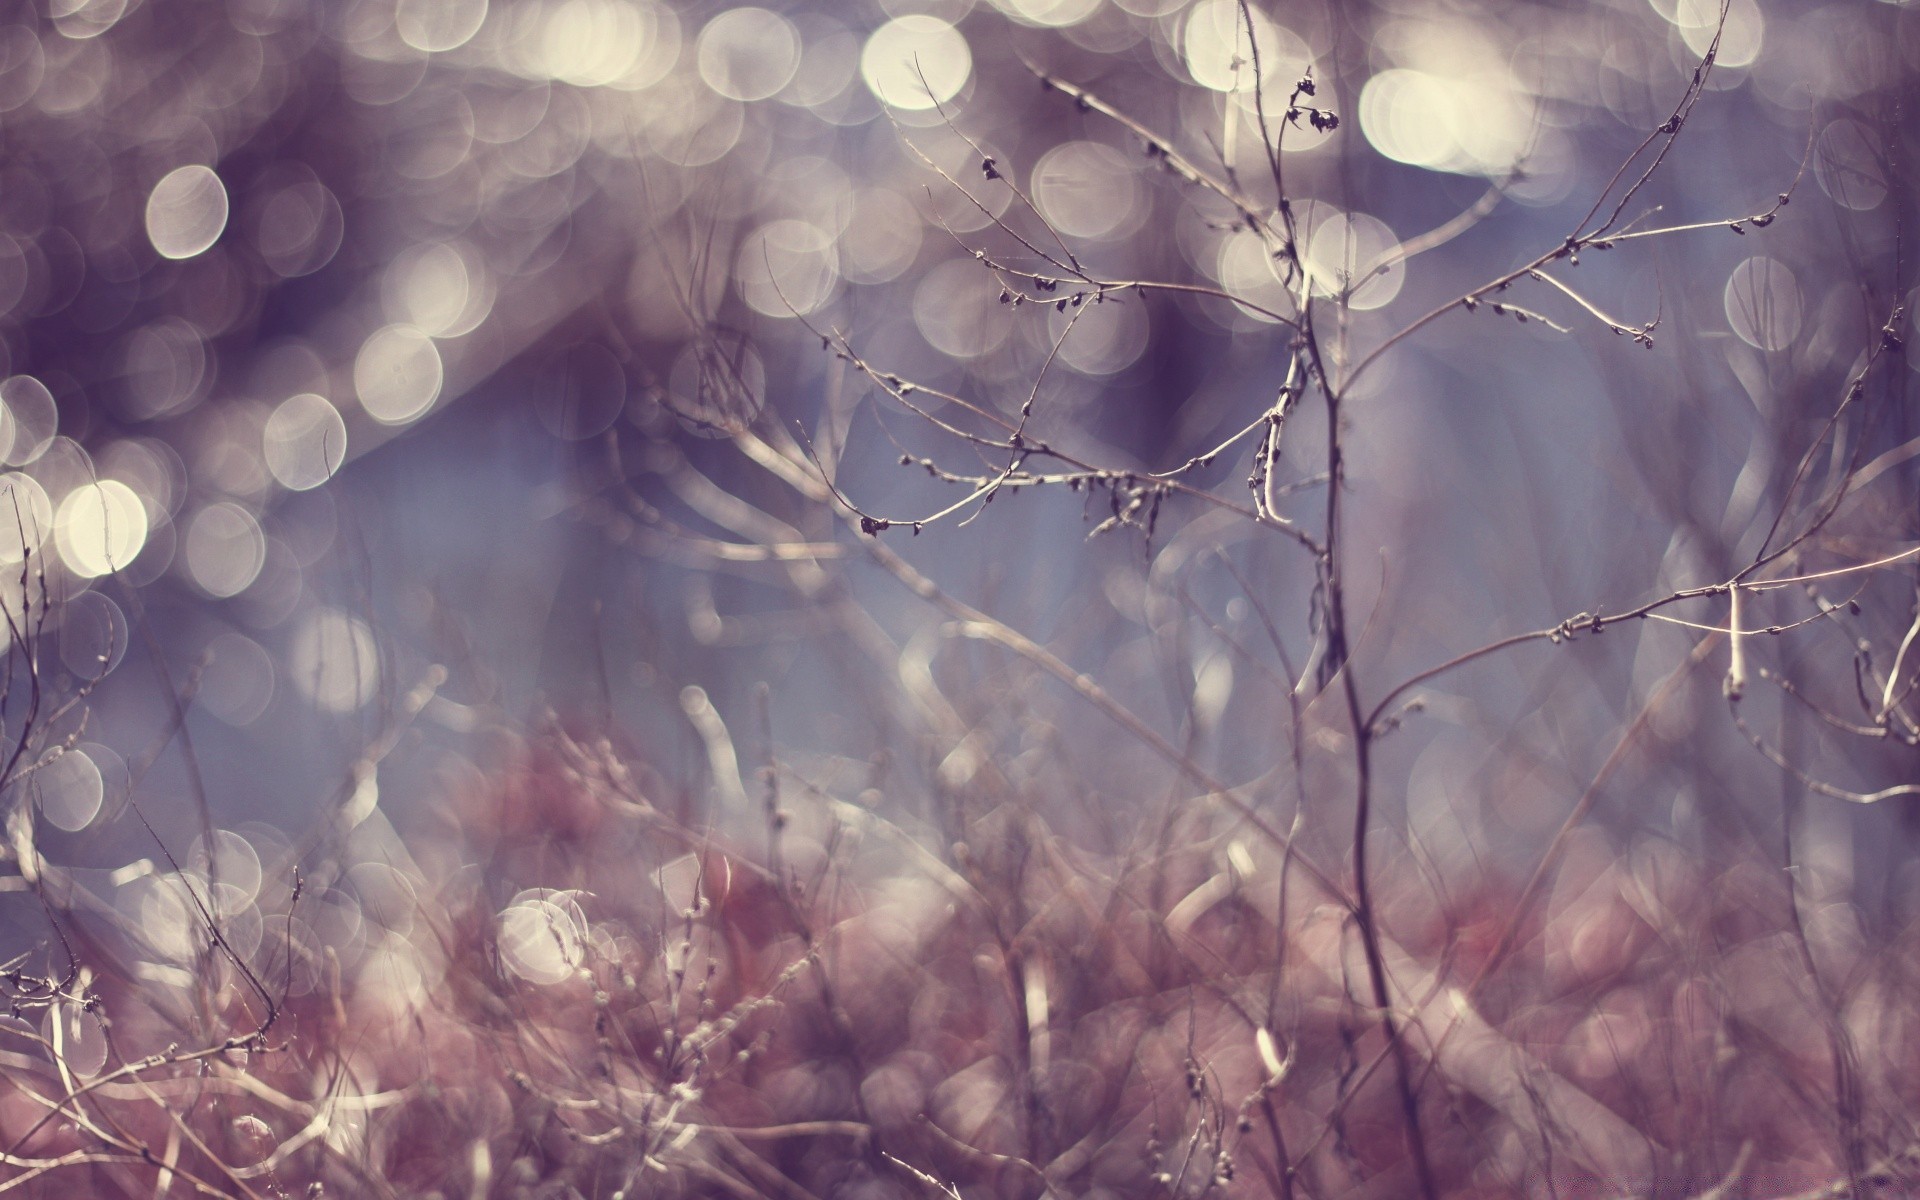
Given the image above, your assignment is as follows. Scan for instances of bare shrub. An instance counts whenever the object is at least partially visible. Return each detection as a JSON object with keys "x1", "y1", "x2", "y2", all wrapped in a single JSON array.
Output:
[{"x1": 0, "y1": 1, "x2": 1916, "y2": 1198}]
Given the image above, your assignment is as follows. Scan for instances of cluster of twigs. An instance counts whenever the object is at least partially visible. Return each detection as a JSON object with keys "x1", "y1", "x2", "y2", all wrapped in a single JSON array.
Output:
[
  {"x1": 0, "y1": 0, "x2": 1914, "y2": 1196},
  {"x1": 611, "y1": 1, "x2": 1920, "y2": 1196}
]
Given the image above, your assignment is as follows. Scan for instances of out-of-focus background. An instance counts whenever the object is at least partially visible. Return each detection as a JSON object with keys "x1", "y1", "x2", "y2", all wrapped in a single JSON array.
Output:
[
  {"x1": 1, "y1": 0, "x2": 1908, "y2": 894},
  {"x1": 0, "y1": 0, "x2": 1914, "y2": 1146},
  {"x1": 0, "y1": 0, "x2": 1915, "y2": 1193}
]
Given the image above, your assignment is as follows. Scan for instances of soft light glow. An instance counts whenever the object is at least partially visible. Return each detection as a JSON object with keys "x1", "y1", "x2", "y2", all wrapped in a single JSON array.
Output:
[
  {"x1": 1181, "y1": 0, "x2": 1302, "y2": 92},
  {"x1": 383, "y1": 243, "x2": 474, "y2": 336},
  {"x1": 395, "y1": 0, "x2": 487, "y2": 53},
  {"x1": 914, "y1": 257, "x2": 1014, "y2": 359},
  {"x1": 0, "y1": 375, "x2": 57, "y2": 465},
  {"x1": 184, "y1": 501, "x2": 266, "y2": 598},
  {"x1": 498, "y1": 892, "x2": 587, "y2": 985},
  {"x1": 508, "y1": 0, "x2": 670, "y2": 88},
  {"x1": 50, "y1": 0, "x2": 127, "y2": 41},
  {"x1": 264, "y1": 393, "x2": 347, "y2": 491},
  {"x1": 187, "y1": 829, "x2": 264, "y2": 914},
  {"x1": 1303, "y1": 211, "x2": 1404, "y2": 310},
  {"x1": 1051, "y1": 295, "x2": 1149, "y2": 377},
  {"x1": 840, "y1": 188, "x2": 923, "y2": 285},
  {"x1": 145, "y1": 165, "x2": 229, "y2": 260},
  {"x1": 861, "y1": 16, "x2": 970, "y2": 111},
  {"x1": 1673, "y1": 0, "x2": 1763, "y2": 69},
  {"x1": 697, "y1": 8, "x2": 801, "y2": 102},
  {"x1": 635, "y1": 78, "x2": 744, "y2": 167},
  {"x1": 1032, "y1": 141, "x2": 1142, "y2": 240},
  {"x1": 0, "y1": 472, "x2": 52, "y2": 563},
  {"x1": 58, "y1": 589, "x2": 128, "y2": 677},
  {"x1": 735, "y1": 218, "x2": 839, "y2": 317},
  {"x1": 35, "y1": 748, "x2": 103, "y2": 832},
  {"x1": 289, "y1": 607, "x2": 380, "y2": 713},
  {"x1": 993, "y1": 0, "x2": 1101, "y2": 29},
  {"x1": 1214, "y1": 228, "x2": 1298, "y2": 325},
  {"x1": 55, "y1": 479, "x2": 148, "y2": 578},
  {"x1": 354, "y1": 325, "x2": 444, "y2": 425},
  {"x1": 198, "y1": 631, "x2": 276, "y2": 726},
  {"x1": 1359, "y1": 67, "x2": 1537, "y2": 177},
  {"x1": 119, "y1": 319, "x2": 208, "y2": 419},
  {"x1": 780, "y1": 18, "x2": 859, "y2": 110}
]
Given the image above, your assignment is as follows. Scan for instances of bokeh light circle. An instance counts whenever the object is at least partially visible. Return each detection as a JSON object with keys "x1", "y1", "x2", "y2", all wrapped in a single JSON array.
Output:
[
  {"x1": 1182, "y1": 0, "x2": 1302, "y2": 92},
  {"x1": 1051, "y1": 296, "x2": 1150, "y2": 377},
  {"x1": 781, "y1": 18, "x2": 860, "y2": 111},
  {"x1": 638, "y1": 79, "x2": 745, "y2": 167},
  {"x1": 499, "y1": 894, "x2": 587, "y2": 985},
  {"x1": 0, "y1": 472, "x2": 52, "y2": 562},
  {"x1": 1814, "y1": 119, "x2": 1886, "y2": 212},
  {"x1": 58, "y1": 589, "x2": 128, "y2": 678},
  {"x1": 1032, "y1": 141, "x2": 1142, "y2": 241},
  {"x1": 199, "y1": 631, "x2": 276, "y2": 726},
  {"x1": 697, "y1": 8, "x2": 801, "y2": 102},
  {"x1": 0, "y1": 27, "x2": 45, "y2": 113},
  {"x1": 383, "y1": 243, "x2": 474, "y2": 336},
  {"x1": 1215, "y1": 229, "x2": 1298, "y2": 325},
  {"x1": 993, "y1": 0, "x2": 1101, "y2": 27},
  {"x1": 188, "y1": 828, "x2": 264, "y2": 913},
  {"x1": 861, "y1": 16, "x2": 970, "y2": 111},
  {"x1": 354, "y1": 325, "x2": 444, "y2": 425},
  {"x1": 185, "y1": 502, "x2": 267, "y2": 599},
  {"x1": 55, "y1": 479, "x2": 148, "y2": 578},
  {"x1": 1673, "y1": 0, "x2": 1763, "y2": 69},
  {"x1": 51, "y1": 0, "x2": 129, "y2": 40},
  {"x1": 914, "y1": 256, "x2": 1014, "y2": 359},
  {"x1": 841, "y1": 189, "x2": 923, "y2": 285},
  {"x1": 511, "y1": 0, "x2": 677, "y2": 89},
  {"x1": 1724, "y1": 257, "x2": 1801, "y2": 352},
  {"x1": 34, "y1": 747, "x2": 103, "y2": 833},
  {"x1": 1303, "y1": 211, "x2": 1404, "y2": 310},
  {"x1": 1359, "y1": 68, "x2": 1535, "y2": 177},
  {"x1": 264, "y1": 393, "x2": 347, "y2": 491},
  {"x1": 0, "y1": 375, "x2": 57, "y2": 465},
  {"x1": 289, "y1": 607, "x2": 380, "y2": 713},
  {"x1": 395, "y1": 0, "x2": 487, "y2": 53},
  {"x1": 145, "y1": 165, "x2": 229, "y2": 260},
  {"x1": 736, "y1": 218, "x2": 840, "y2": 317}
]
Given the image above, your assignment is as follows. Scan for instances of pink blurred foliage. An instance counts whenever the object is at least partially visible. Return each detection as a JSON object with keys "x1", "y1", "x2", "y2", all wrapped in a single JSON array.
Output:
[{"x1": 0, "y1": 720, "x2": 1905, "y2": 1197}]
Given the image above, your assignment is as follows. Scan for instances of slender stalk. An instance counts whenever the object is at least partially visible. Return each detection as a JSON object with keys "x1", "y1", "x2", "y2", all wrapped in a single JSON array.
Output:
[{"x1": 1320, "y1": 384, "x2": 1439, "y2": 1200}]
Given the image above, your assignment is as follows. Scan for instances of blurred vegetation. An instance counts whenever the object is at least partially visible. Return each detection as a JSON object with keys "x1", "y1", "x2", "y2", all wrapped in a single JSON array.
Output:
[{"x1": 0, "y1": 0, "x2": 1911, "y2": 1195}]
